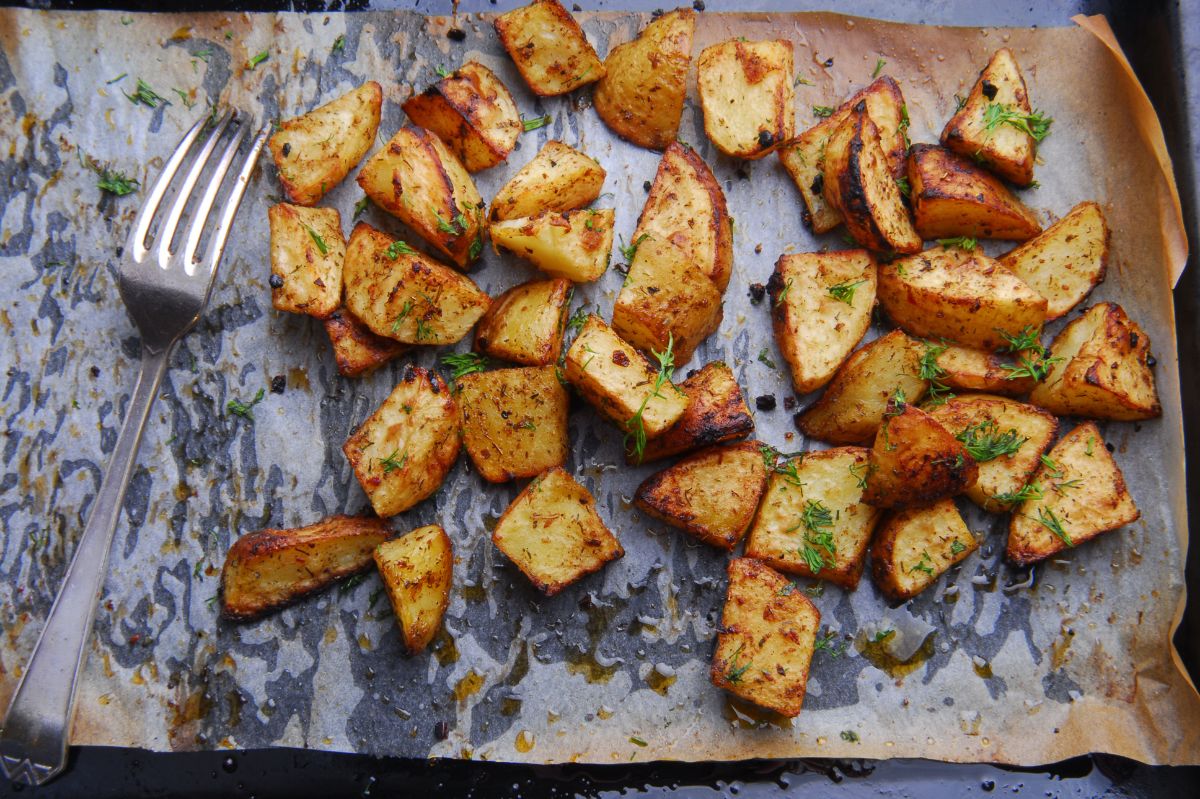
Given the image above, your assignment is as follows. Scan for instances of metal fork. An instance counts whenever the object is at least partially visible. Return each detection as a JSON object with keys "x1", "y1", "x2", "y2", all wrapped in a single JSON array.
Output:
[{"x1": 0, "y1": 111, "x2": 270, "y2": 786}]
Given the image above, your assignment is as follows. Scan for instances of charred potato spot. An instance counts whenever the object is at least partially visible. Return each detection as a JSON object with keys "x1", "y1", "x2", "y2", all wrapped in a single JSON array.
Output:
[{"x1": 323, "y1": 307, "x2": 409, "y2": 378}]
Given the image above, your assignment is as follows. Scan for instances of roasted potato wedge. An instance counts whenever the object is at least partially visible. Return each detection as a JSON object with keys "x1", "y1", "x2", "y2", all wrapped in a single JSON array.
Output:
[
  {"x1": 926, "y1": 394, "x2": 1057, "y2": 511},
  {"x1": 1030, "y1": 302, "x2": 1161, "y2": 420},
  {"x1": 593, "y1": 8, "x2": 694, "y2": 149},
  {"x1": 401, "y1": 61, "x2": 522, "y2": 173},
  {"x1": 769, "y1": 250, "x2": 877, "y2": 394},
  {"x1": 744, "y1": 447, "x2": 881, "y2": 589},
  {"x1": 635, "y1": 361, "x2": 754, "y2": 464},
  {"x1": 999, "y1": 201, "x2": 1109, "y2": 319},
  {"x1": 473, "y1": 278, "x2": 571, "y2": 366},
  {"x1": 220, "y1": 515, "x2": 391, "y2": 621},
  {"x1": 356, "y1": 126, "x2": 485, "y2": 268},
  {"x1": 1007, "y1": 422, "x2": 1139, "y2": 566},
  {"x1": 611, "y1": 234, "x2": 724, "y2": 366},
  {"x1": 908, "y1": 144, "x2": 1041, "y2": 241},
  {"x1": 711, "y1": 558, "x2": 820, "y2": 718},
  {"x1": 342, "y1": 366, "x2": 461, "y2": 517},
  {"x1": 457, "y1": 366, "x2": 569, "y2": 483},
  {"x1": 822, "y1": 108, "x2": 922, "y2": 254},
  {"x1": 563, "y1": 314, "x2": 689, "y2": 444},
  {"x1": 323, "y1": 308, "x2": 410, "y2": 378},
  {"x1": 634, "y1": 441, "x2": 768, "y2": 550},
  {"x1": 268, "y1": 81, "x2": 382, "y2": 206},
  {"x1": 493, "y1": 0, "x2": 605, "y2": 96},
  {"x1": 492, "y1": 466, "x2": 623, "y2": 595},
  {"x1": 795, "y1": 330, "x2": 929, "y2": 445},
  {"x1": 862, "y1": 399, "x2": 979, "y2": 508},
  {"x1": 879, "y1": 246, "x2": 1047, "y2": 351},
  {"x1": 778, "y1": 76, "x2": 908, "y2": 233},
  {"x1": 934, "y1": 343, "x2": 1039, "y2": 397},
  {"x1": 870, "y1": 499, "x2": 978, "y2": 602},
  {"x1": 941, "y1": 48, "x2": 1039, "y2": 186},
  {"x1": 267, "y1": 203, "x2": 345, "y2": 319},
  {"x1": 342, "y1": 222, "x2": 490, "y2": 346},
  {"x1": 697, "y1": 38, "x2": 794, "y2": 158},
  {"x1": 633, "y1": 141, "x2": 733, "y2": 292},
  {"x1": 374, "y1": 524, "x2": 453, "y2": 654},
  {"x1": 489, "y1": 140, "x2": 607, "y2": 222},
  {"x1": 489, "y1": 208, "x2": 614, "y2": 283}
]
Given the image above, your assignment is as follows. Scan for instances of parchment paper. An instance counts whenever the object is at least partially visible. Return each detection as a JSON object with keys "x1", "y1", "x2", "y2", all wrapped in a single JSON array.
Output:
[{"x1": 0, "y1": 7, "x2": 1197, "y2": 766}]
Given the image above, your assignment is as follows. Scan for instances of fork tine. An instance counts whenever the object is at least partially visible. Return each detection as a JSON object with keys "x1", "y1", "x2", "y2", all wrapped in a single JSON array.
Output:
[
  {"x1": 152, "y1": 111, "x2": 235, "y2": 269},
  {"x1": 196, "y1": 123, "x2": 271, "y2": 284},
  {"x1": 126, "y1": 114, "x2": 212, "y2": 264},
  {"x1": 181, "y1": 118, "x2": 251, "y2": 275}
]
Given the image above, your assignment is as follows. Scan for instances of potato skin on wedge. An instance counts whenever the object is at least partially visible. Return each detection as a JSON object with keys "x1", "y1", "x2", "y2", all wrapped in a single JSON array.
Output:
[
  {"x1": 221, "y1": 515, "x2": 391, "y2": 621},
  {"x1": 634, "y1": 361, "x2": 754, "y2": 464},
  {"x1": 697, "y1": 38, "x2": 795, "y2": 159},
  {"x1": 999, "y1": 201, "x2": 1109, "y2": 320},
  {"x1": 769, "y1": 250, "x2": 877, "y2": 394},
  {"x1": 323, "y1": 308, "x2": 409, "y2": 378},
  {"x1": 473, "y1": 278, "x2": 571, "y2": 366},
  {"x1": 493, "y1": 0, "x2": 605, "y2": 96},
  {"x1": 1007, "y1": 422, "x2": 1139, "y2": 566},
  {"x1": 879, "y1": 246, "x2": 1047, "y2": 351},
  {"x1": 711, "y1": 558, "x2": 820, "y2": 718},
  {"x1": 489, "y1": 140, "x2": 606, "y2": 222},
  {"x1": 269, "y1": 81, "x2": 382, "y2": 206},
  {"x1": 862, "y1": 400, "x2": 979, "y2": 509},
  {"x1": 870, "y1": 499, "x2": 978, "y2": 602},
  {"x1": 907, "y1": 144, "x2": 1041, "y2": 241},
  {"x1": 374, "y1": 525, "x2": 453, "y2": 654},
  {"x1": 593, "y1": 8, "x2": 694, "y2": 150},
  {"x1": 934, "y1": 344, "x2": 1039, "y2": 397},
  {"x1": 634, "y1": 441, "x2": 768, "y2": 550},
  {"x1": 1030, "y1": 302, "x2": 1161, "y2": 421},
  {"x1": 401, "y1": 61, "x2": 522, "y2": 173}
]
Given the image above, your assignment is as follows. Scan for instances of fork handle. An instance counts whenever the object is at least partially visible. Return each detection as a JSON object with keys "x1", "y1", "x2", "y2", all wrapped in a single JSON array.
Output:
[{"x1": 0, "y1": 346, "x2": 172, "y2": 786}]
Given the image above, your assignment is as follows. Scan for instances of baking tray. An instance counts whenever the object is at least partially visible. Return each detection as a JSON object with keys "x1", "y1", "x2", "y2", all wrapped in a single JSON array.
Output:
[{"x1": 2, "y1": 0, "x2": 1198, "y2": 795}]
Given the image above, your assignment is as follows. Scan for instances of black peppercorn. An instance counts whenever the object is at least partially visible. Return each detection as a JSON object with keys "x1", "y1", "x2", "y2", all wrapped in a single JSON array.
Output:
[
  {"x1": 270, "y1": 375, "x2": 286, "y2": 394},
  {"x1": 981, "y1": 80, "x2": 998, "y2": 100},
  {"x1": 447, "y1": 28, "x2": 466, "y2": 42},
  {"x1": 643, "y1": 180, "x2": 652, "y2": 192},
  {"x1": 269, "y1": 273, "x2": 284, "y2": 289},
  {"x1": 1147, "y1": 354, "x2": 1157, "y2": 367},
  {"x1": 434, "y1": 721, "x2": 450, "y2": 740},
  {"x1": 693, "y1": 0, "x2": 705, "y2": 9},
  {"x1": 755, "y1": 394, "x2": 776, "y2": 411},
  {"x1": 281, "y1": 142, "x2": 291, "y2": 158},
  {"x1": 783, "y1": 396, "x2": 796, "y2": 411},
  {"x1": 748, "y1": 283, "x2": 766, "y2": 304}
]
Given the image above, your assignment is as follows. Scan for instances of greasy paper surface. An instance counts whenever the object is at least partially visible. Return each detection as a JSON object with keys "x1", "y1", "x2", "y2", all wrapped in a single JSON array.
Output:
[{"x1": 0, "y1": 7, "x2": 1196, "y2": 767}]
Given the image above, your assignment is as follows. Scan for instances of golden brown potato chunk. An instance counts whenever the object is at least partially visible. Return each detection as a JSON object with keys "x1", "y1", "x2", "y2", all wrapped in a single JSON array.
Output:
[
  {"x1": 697, "y1": 39, "x2": 794, "y2": 159},
  {"x1": 457, "y1": 366, "x2": 569, "y2": 483},
  {"x1": 908, "y1": 144, "x2": 1041, "y2": 241},
  {"x1": 635, "y1": 361, "x2": 754, "y2": 464},
  {"x1": 711, "y1": 558, "x2": 820, "y2": 718},
  {"x1": 632, "y1": 141, "x2": 734, "y2": 292},
  {"x1": 593, "y1": 9, "x2": 694, "y2": 149},
  {"x1": 563, "y1": 314, "x2": 689, "y2": 449},
  {"x1": 879, "y1": 246, "x2": 1047, "y2": 351},
  {"x1": 356, "y1": 127, "x2": 485, "y2": 268},
  {"x1": 778, "y1": 77, "x2": 908, "y2": 233},
  {"x1": 611, "y1": 234, "x2": 724, "y2": 366},
  {"x1": 822, "y1": 108, "x2": 921, "y2": 254},
  {"x1": 795, "y1": 330, "x2": 928, "y2": 445},
  {"x1": 635, "y1": 441, "x2": 768, "y2": 550},
  {"x1": 934, "y1": 344, "x2": 1039, "y2": 397},
  {"x1": 999, "y1": 201, "x2": 1109, "y2": 319},
  {"x1": 1007, "y1": 422, "x2": 1139, "y2": 566},
  {"x1": 769, "y1": 250, "x2": 876, "y2": 394},
  {"x1": 221, "y1": 515, "x2": 392, "y2": 621},
  {"x1": 489, "y1": 208, "x2": 614, "y2": 283},
  {"x1": 374, "y1": 524, "x2": 453, "y2": 654},
  {"x1": 926, "y1": 394, "x2": 1057, "y2": 511},
  {"x1": 941, "y1": 48, "x2": 1041, "y2": 186},
  {"x1": 1030, "y1": 302, "x2": 1161, "y2": 420},
  {"x1": 489, "y1": 140, "x2": 607, "y2": 222},
  {"x1": 744, "y1": 447, "x2": 881, "y2": 589},
  {"x1": 323, "y1": 308, "x2": 409, "y2": 378},
  {"x1": 492, "y1": 466, "x2": 623, "y2": 595},
  {"x1": 473, "y1": 278, "x2": 571, "y2": 366},
  {"x1": 493, "y1": 0, "x2": 605, "y2": 96},
  {"x1": 342, "y1": 366, "x2": 461, "y2": 517},
  {"x1": 267, "y1": 203, "x2": 345, "y2": 319},
  {"x1": 870, "y1": 499, "x2": 978, "y2": 602},
  {"x1": 342, "y1": 222, "x2": 490, "y2": 346},
  {"x1": 862, "y1": 399, "x2": 979, "y2": 508},
  {"x1": 268, "y1": 81, "x2": 382, "y2": 206},
  {"x1": 401, "y1": 61, "x2": 522, "y2": 173}
]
